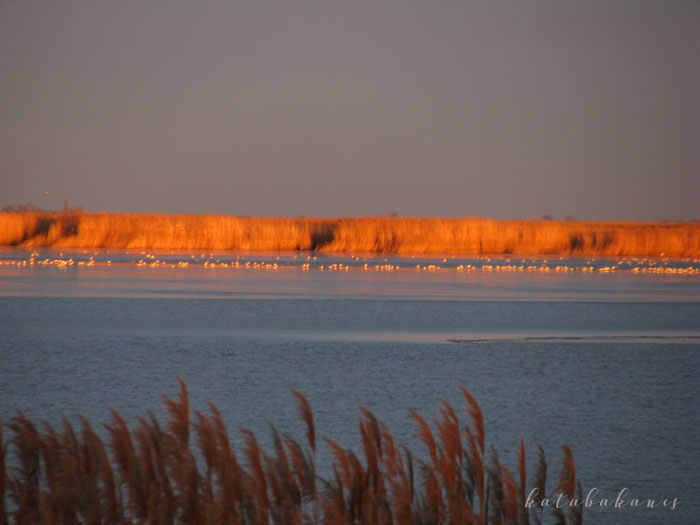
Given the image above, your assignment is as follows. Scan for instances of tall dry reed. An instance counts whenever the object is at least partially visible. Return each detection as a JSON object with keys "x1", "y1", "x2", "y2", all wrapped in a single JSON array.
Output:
[
  {"x1": 1, "y1": 211, "x2": 698, "y2": 256},
  {"x1": 1, "y1": 379, "x2": 584, "y2": 524}
]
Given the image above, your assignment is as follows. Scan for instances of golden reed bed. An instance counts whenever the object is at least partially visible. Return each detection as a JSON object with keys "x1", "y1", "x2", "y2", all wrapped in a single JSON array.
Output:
[
  {"x1": 1, "y1": 212, "x2": 699, "y2": 256},
  {"x1": 1, "y1": 379, "x2": 579, "y2": 524}
]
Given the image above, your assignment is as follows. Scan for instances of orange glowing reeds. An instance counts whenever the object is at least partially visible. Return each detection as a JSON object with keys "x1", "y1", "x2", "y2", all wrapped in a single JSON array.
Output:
[
  {"x1": 1, "y1": 211, "x2": 699, "y2": 256},
  {"x1": 1, "y1": 379, "x2": 583, "y2": 524}
]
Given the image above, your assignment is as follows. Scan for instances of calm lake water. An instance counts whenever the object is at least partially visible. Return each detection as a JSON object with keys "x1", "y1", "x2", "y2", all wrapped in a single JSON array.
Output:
[{"x1": 1, "y1": 249, "x2": 699, "y2": 524}]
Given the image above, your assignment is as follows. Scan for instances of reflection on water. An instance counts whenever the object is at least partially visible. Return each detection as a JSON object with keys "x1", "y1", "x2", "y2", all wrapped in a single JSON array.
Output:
[
  {"x1": 2, "y1": 247, "x2": 699, "y2": 274},
  {"x1": 2, "y1": 248, "x2": 700, "y2": 302},
  {"x1": 1, "y1": 249, "x2": 699, "y2": 524}
]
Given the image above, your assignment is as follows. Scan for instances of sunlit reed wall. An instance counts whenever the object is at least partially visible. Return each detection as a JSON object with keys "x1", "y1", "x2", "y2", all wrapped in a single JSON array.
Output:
[{"x1": 1, "y1": 212, "x2": 698, "y2": 256}]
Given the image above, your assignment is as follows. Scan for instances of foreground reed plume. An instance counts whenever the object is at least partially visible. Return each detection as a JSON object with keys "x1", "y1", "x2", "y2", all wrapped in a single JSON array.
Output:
[
  {"x1": 1, "y1": 378, "x2": 583, "y2": 524},
  {"x1": 1, "y1": 211, "x2": 699, "y2": 256}
]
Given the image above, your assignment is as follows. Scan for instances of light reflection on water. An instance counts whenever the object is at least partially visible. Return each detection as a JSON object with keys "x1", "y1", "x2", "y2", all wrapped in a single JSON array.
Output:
[
  {"x1": 1, "y1": 248, "x2": 700, "y2": 302},
  {"x1": 1, "y1": 249, "x2": 699, "y2": 524}
]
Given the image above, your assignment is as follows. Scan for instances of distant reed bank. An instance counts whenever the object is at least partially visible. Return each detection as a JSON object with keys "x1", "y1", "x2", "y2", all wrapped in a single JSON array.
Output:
[{"x1": 1, "y1": 212, "x2": 698, "y2": 256}]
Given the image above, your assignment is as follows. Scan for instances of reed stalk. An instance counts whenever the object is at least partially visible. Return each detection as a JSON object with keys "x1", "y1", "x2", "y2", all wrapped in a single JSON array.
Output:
[{"x1": 1, "y1": 381, "x2": 583, "y2": 524}]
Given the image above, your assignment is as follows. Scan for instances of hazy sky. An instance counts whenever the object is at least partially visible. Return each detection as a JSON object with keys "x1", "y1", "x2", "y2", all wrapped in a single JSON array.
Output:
[{"x1": 1, "y1": 0, "x2": 698, "y2": 220}]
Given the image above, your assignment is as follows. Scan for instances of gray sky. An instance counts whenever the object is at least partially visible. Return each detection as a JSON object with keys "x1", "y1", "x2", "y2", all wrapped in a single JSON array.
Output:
[{"x1": 1, "y1": 0, "x2": 698, "y2": 220}]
